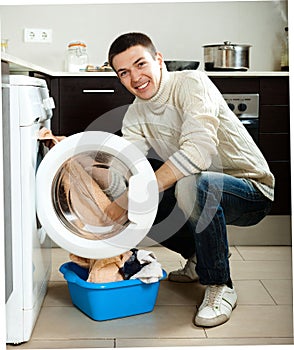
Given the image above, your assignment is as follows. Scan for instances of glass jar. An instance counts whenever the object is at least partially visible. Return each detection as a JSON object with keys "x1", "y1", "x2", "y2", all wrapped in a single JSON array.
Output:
[
  {"x1": 1, "y1": 39, "x2": 8, "y2": 53},
  {"x1": 65, "y1": 41, "x2": 89, "y2": 72}
]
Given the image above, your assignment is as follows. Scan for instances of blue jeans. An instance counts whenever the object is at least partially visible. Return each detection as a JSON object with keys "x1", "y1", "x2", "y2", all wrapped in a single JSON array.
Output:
[{"x1": 174, "y1": 172, "x2": 272, "y2": 285}]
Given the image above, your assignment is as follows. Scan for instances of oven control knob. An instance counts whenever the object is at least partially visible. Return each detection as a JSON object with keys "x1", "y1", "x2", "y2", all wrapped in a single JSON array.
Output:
[
  {"x1": 228, "y1": 103, "x2": 235, "y2": 111},
  {"x1": 238, "y1": 103, "x2": 247, "y2": 112}
]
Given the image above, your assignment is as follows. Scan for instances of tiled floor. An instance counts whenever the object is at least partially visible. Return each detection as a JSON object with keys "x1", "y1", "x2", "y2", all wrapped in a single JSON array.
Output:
[{"x1": 7, "y1": 245, "x2": 293, "y2": 349}]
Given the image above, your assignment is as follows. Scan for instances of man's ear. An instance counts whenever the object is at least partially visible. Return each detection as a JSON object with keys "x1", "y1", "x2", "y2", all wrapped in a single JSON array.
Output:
[{"x1": 156, "y1": 52, "x2": 164, "y2": 68}]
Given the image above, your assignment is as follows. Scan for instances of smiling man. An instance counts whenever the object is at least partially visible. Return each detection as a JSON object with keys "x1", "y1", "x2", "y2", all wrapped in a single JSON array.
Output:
[
  {"x1": 107, "y1": 32, "x2": 274, "y2": 328},
  {"x1": 113, "y1": 45, "x2": 163, "y2": 100}
]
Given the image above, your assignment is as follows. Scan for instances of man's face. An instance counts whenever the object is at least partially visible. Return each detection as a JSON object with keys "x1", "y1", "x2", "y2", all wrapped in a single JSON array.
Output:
[{"x1": 112, "y1": 45, "x2": 163, "y2": 100}]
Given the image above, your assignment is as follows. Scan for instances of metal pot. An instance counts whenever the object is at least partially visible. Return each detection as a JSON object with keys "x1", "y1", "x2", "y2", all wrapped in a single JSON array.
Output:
[{"x1": 203, "y1": 41, "x2": 251, "y2": 71}]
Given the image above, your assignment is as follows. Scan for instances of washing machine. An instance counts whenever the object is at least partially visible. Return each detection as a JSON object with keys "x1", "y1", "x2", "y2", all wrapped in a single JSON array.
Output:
[
  {"x1": 3, "y1": 75, "x2": 55, "y2": 344},
  {"x1": 36, "y1": 130, "x2": 159, "y2": 259},
  {"x1": 4, "y1": 75, "x2": 159, "y2": 345}
]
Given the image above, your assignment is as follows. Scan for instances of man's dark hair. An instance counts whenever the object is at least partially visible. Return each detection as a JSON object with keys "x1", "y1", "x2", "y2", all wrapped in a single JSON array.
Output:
[{"x1": 108, "y1": 32, "x2": 157, "y2": 69}]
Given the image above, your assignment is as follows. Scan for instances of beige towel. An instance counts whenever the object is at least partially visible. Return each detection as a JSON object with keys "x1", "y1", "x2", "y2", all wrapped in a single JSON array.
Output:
[
  {"x1": 69, "y1": 251, "x2": 133, "y2": 283},
  {"x1": 38, "y1": 127, "x2": 66, "y2": 147},
  {"x1": 63, "y1": 159, "x2": 112, "y2": 227},
  {"x1": 38, "y1": 128, "x2": 117, "y2": 235}
]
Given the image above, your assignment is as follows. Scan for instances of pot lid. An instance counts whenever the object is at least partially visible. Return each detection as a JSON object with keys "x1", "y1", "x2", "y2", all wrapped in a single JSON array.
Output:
[{"x1": 203, "y1": 41, "x2": 251, "y2": 48}]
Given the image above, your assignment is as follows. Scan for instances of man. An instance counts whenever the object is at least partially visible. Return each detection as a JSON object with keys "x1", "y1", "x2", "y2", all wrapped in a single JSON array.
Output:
[{"x1": 106, "y1": 32, "x2": 274, "y2": 327}]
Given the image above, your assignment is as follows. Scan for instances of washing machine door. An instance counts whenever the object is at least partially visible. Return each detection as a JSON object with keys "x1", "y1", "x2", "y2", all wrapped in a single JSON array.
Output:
[{"x1": 36, "y1": 131, "x2": 158, "y2": 258}]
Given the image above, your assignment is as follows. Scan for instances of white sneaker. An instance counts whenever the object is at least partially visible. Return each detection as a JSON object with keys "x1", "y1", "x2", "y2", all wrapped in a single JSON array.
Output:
[
  {"x1": 168, "y1": 255, "x2": 199, "y2": 282},
  {"x1": 195, "y1": 284, "x2": 237, "y2": 327}
]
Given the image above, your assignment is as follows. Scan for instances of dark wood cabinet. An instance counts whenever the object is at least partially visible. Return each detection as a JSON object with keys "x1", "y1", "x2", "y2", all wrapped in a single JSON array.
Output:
[
  {"x1": 259, "y1": 77, "x2": 290, "y2": 215},
  {"x1": 259, "y1": 105, "x2": 289, "y2": 133},
  {"x1": 210, "y1": 77, "x2": 259, "y2": 93},
  {"x1": 51, "y1": 77, "x2": 134, "y2": 136},
  {"x1": 51, "y1": 74, "x2": 290, "y2": 215},
  {"x1": 211, "y1": 75, "x2": 290, "y2": 215},
  {"x1": 259, "y1": 77, "x2": 289, "y2": 105}
]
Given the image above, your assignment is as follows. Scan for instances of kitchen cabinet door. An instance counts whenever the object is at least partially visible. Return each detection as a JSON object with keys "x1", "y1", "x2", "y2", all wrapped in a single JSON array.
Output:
[
  {"x1": 57, "y1": 77, "x2": 134, "y2": 136},
  {"x1": 259, "y1": 77, "x2": 289, "y2": 105},
  {"x1": 267, "y1": 161, "x2": 291, "y2": 215},
  {"x1": 209, "y1": 76, "x2": 290, "y2": 216},
  {"x1": 259, "y1": 77, "x2": 290, "y2": 215},
  {"x1": 209, "y1": 77, "x2": 259, "y2": 93}
]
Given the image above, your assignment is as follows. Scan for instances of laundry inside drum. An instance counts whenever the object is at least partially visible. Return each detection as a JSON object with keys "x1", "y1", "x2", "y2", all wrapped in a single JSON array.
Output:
[{"x1": 51, "y1": 151, "x2": 131, "y2": 240}]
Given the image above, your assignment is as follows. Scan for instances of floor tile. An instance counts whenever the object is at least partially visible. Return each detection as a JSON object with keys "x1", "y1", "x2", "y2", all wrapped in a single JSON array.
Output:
[
  {"x1": 16, "y1": 245, "x2": 293, "y2": 349},
  {"x1": 205, "y1": 305, "x2": 293, "y2": 338},
  {"x1": 6, "y1": 339, "x2": 114, "y2": 349},
  {"x1": 158, "y1": 279, "x2": 276, "y2": 307},
  {"x1": 236, "y1": 246, "x2": 292, "y2": 261},
  {"x1": 234, "y1": 280, "x2": 276, "y2": 305},
  {"x1": 32, "y1": 305, "x2": 205, "y2": 340},
  {"x1": 117, "y1": 337, "x2": 294, "y2": 347},
  {"x1": 43, "y1": 282, "x2": 72, "y2": 307},
  {"x1": 45, "y1": 278, "x2": 277, "y2": 311},
  {"x1": 228, "y1": 246, "x2": 243, "y2": 260},
  {"x1": 261, "y1": 279, "x2": 293, "y2": 305},
  {"x1": 230, "y1": 260, "x2": 292, "y2": 280},
  {"x1": 157, "y1": 280, "x2": 206, "y2": 306}
]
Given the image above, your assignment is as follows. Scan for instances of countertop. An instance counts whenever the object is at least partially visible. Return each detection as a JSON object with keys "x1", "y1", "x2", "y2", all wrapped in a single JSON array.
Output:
[{"x1": 1, "y1": 52, "x2": 290, "y2": 78}]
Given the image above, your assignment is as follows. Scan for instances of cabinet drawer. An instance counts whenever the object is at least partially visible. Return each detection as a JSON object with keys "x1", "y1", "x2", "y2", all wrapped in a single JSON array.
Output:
[
  {"x1": 259, "y1": 105, "x2": 289, "y2": 133},
  {"x1": 259, "y1": 133, "x2": 290, "y2": 161},
  {"x1": 59, "y1": 77, "x2": 134, "y2": 136},
  {"x1": 210, "y1": 77, "x2": 259, "y2": 94},
  {"x1": 260, "y1": 77, "x2": 289, "y2": 105}
]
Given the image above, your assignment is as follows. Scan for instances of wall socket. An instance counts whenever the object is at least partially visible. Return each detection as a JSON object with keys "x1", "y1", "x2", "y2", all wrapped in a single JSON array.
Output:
[{"x1": 24, "y1": 28, "x2": 52, "y2": 43}]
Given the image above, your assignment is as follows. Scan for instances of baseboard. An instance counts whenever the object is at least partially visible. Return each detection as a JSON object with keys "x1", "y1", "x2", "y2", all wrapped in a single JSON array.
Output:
[{"x1": 227, "y1": 215, "x2": 292, "y2": 246}]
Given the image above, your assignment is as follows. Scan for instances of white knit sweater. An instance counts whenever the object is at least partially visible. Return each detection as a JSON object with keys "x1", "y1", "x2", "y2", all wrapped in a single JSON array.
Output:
[{"x1": 121, "y1": 68, "x2": 274, "y2": 201}]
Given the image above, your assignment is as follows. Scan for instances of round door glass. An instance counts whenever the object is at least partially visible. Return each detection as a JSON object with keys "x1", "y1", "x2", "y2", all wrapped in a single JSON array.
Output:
[{"x1": 51, "y1": 150, "x2": 131, "y2": 240}]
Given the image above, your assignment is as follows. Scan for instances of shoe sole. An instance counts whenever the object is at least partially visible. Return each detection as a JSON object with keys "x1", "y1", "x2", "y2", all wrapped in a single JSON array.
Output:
[
  {"x1": 195, "y1": 314, "x2": 228, "y2": 327},
  {"x1": 168, "y1": 275, "x2": 199, "y2": 283},
  {"x1": 194, "y1": 303, "x2": 237, "y2": 328}
]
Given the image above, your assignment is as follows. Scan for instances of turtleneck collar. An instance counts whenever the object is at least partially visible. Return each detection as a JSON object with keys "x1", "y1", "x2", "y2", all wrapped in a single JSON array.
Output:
[{"x1": 136, "y1": 66, "x2": 170, "y2": 105}]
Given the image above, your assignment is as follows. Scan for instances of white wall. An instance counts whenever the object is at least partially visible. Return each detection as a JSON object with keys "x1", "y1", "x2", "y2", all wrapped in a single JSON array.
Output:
[{"x1": 0, "y1": 1, "x2": 288, "y2": 71}]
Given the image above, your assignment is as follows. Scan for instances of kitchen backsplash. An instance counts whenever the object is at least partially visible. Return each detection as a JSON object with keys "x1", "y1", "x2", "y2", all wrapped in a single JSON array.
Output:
[{"x1": 0, "y1": 1, "x2": 288, "y2": 72}]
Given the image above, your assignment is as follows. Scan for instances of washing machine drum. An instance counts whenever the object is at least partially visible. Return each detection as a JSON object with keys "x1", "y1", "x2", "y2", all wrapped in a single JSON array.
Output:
[{"x1": 36, "y1": 131, "x2": 158, "y2": 259}]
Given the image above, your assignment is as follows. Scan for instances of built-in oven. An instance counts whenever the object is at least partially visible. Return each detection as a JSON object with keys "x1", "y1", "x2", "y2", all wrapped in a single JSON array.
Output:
[{"x1": 223, "y1": 93, "x2": 259, "y2": 145}]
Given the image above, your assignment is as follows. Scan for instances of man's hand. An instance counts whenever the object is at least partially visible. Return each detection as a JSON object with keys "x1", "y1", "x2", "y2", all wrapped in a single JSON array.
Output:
[{"x1": 155, "y1": 160, "x2": 184, "y2": 192}]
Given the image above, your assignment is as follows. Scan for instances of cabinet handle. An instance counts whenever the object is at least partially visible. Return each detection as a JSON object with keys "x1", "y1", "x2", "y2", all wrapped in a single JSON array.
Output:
[{"x1": 82, "y1": 89, "x2": 115, "y2": 93}]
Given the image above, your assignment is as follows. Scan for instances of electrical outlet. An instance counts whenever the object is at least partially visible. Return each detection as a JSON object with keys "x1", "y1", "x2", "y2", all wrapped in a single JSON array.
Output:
[{"x1": 24, "y1": 28, "x2": 52, "y2": 43}]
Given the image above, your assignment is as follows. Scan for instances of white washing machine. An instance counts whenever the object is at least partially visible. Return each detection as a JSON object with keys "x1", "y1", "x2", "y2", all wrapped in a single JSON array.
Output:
[
  {"x1": 4, "y1": 75, "x2": 159, "y2": 344},
  {"x1": 3, "y1": 75, "x2": 55, "y2": 344}
]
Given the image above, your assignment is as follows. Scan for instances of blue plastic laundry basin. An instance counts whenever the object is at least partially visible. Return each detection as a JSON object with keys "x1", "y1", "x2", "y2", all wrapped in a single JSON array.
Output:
[{"x1": 59, "y1": 261, "x2": 167, "y2": 321}]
